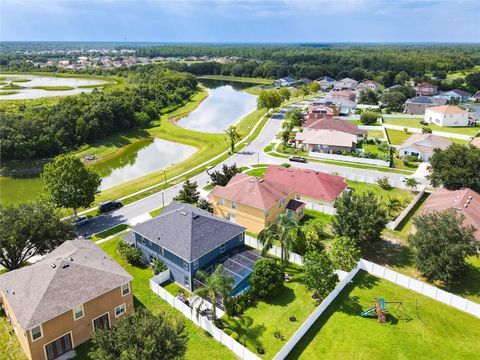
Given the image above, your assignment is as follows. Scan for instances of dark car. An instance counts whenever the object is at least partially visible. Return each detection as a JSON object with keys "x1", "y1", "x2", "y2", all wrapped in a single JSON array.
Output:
[
  {"x1": 73, "y1": 215, "x2": 91, "y2": 227},
  {"x1": 98, "y1": 200, "x2": 123, "y2": 213},
  {"x1": 289, "y1": 156, "x2": 307, "y2": 163}
]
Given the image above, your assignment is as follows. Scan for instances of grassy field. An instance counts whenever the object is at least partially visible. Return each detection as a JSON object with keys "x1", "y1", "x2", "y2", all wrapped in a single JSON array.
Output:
[
  {"x1": 367, "y1": 129, "x2": 385, "y2": 139},
  {"x1": 32, "y1": 85, "x2": 75, "y2": 91},
  {"x1": 2, "y1": 83, "x2": 24, "y2": 90},
  {"x1": 244, "y1": 167, "x2": 267, "y2": 177},
  {"x1": 287, "y1": 270, "x2": 480, "y2": 360},
  {"x1": 90, "y1": 224, "x2": 130, "y2": 241},
  {"x1": 347, "y1": 180, "x2": 414, "y2": 205},
  {"x1": 385, "y1": 129, "x2": 468, "y2": 145},
  {"x1": 0, "y1": 315, "x2": 26, "y2": 360},
  {"x1": 0, "y1": 91, "x2": 19, "y2": 95},
  {"x1": 222, "y1": 264, "x2": 317, "y2": 358},
  {"x1": 384, "y1": 117, "x2": 479, "y2": 136},
  {"x1": 197, "y1": 75, "x2": 273, "y2": 85}
]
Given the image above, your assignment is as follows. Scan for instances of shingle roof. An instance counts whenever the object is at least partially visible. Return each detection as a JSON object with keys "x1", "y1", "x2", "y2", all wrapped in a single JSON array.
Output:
[
  {"x1": 264, "y1": 165, "x2": 347, "y2": 202},
  {"x1": 426, "y1": 105, "x2": 467, "y2": 114},
  {"x1": 399, "y1": 134, "x2": 452, "y2": 155},
  {"x1": 210, "y1": 173, "x2": 293, "y2": 210},
  {"x1": 131, "y1": 202, "x2": 245, "y2": 262},
  {"x1": 304, "y1": 117, "x2": 367, "y2": 136},
  {"x1": 405, "y1": 96, "x2": 447, "y2": 105},
  {"x1": 295, "y1": 128, "x2": 357, "y2": 147},
  {"x1": 419, "y1": 188, "x2": 480, "y2": 241},
  {"x1": 0, "y1": 240, "x2": 132, "y2": 330}
]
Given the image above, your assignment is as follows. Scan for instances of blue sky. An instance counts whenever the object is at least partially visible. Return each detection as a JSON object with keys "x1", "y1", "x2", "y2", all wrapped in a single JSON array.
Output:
[{"x1": 1, "y1": 0, "x2": 479, "y2": 43}]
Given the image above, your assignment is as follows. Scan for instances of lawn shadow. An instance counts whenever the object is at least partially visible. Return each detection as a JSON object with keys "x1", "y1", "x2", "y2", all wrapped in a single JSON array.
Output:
[
  {"x1": 224, "y1": 315, "x2": 266, "y2": 351},
  {"x1": 337, "y1": 295, "x2": 362, "y2": 316},
  {"x1": 265, "y1": 286, "x2": 295, "y2": 306},
  {"x1": 355, "y1": 270, "x2": 380, "y2": 290},
  {"x1": 439, "y1": 256, "x2": 480, "y2": 301},
  {"x1": 364, "y1": 239, "x2": 415, "y2": 269}
]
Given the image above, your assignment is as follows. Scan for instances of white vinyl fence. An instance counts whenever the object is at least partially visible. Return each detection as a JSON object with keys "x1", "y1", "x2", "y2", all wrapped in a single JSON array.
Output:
[
  {"x1": 151, "y1": 269, "x2": 170, "y2": 284},
  {"x1": 303, "y1": 201, "x2": 337, "y2": 215},
  {"x1": 383, "y1": 123, "x2": 473, "y2": 140},
  {"x1": 149, "y1": 278, "x2": 260, "y2": 360},
  {"x1": 244, "y1": 235, "x2": 303, "y2": 266},
  {"x1": 386, "y1": 186, "x2": 426, "y2": 230},
  {"x1": 308, "y1": 151, "x2": 391, "y2": 167}
]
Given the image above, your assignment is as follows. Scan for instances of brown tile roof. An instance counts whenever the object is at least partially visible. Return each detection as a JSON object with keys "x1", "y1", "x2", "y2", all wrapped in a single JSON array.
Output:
[
  {"x1": 419, "y1": 188, "x2": 480, "y2": 241},
  {"x1": 426, "y1": 105, "x2": 467, "y2": 114},
  {"x1": 304, "y1": 117, "x2": 367, "y2": 136},
  {"x1": 399, "y1": 134, "x2": 452, "y2": 155},
  {"x1": 0, "y1": 240, "x2": 133, "y2": 330},
  {"x1": 295, "y1": 128, "x2": 357, "y2": 148},
  {"x1": 210, "y1": 173, "x2": 293, "y2": 210},
  {"x1": 264, "y1": 165, "x2": 347, "y2": 203}
]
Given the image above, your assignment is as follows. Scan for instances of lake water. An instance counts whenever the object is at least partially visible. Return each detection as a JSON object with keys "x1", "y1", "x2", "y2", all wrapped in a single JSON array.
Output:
[
  {"x1": 0, "y1": 73, "x2": 110, "y2": 100},
  {"x1": 178, "y1": 79, "x2": 257, "y2": 133}
]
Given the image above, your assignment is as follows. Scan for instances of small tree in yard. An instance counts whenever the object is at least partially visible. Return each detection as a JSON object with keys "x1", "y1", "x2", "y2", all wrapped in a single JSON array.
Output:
[
  {"x1": 151, "y1": 258, "x2": 167, "y2": 275},
  {"x1": 329, "y1": 236, "x2": 361, "y2": 272},
  {"x1": 304, "y1": 250, "x2": 338, "y2": 300},
  {"x1": 174, "y1": 179, "x2": 200, "y2": 204},
  {"x1": 409, "y1": 209, "x2": 477, "y2": 283},
  {"x1": 0, "y1": 202, "x2": 75, "y2": 270},
  {"x1": 278, "y1": 87, "x2": 291, "y2": 103},
  {"x1": 332, "y1": 191, "x2": 388, "y2": 248},
  {"x1": 224, "y1": 125, "x2": 241, "y2": 153},
  {"x1": 250, "y1": 258, "x2": 284, "y2": 298},
  {"x1": 42, "y1": 154, "x2": 101, "y2": 216},
  {"x1": 360, "y1": 111, "x2": 379, "y2": 125},
  {"x1": 196, "y1": 199, "x2": 213, "y2": 213},
  {"x1": 209, "y1": 163, "x2": 239, "y2": 186},
  {"x1": 376, "y1": 176, "x2": 392, "y2": 190},
  {"x1": 89, "y1": 309, "x2": 188, "y2": 360},
  {"x1": 405, "y1": 177, "x2": 420, "y2": 192},
  {"x1": 358, "y1": 89, "x2": 379, "y2": 105}
]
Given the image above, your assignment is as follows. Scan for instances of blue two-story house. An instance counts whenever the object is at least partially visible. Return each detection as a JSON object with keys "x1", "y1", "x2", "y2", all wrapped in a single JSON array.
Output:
[{"x1": 130, "y1": 202, "x2": 253, "y2": 294}]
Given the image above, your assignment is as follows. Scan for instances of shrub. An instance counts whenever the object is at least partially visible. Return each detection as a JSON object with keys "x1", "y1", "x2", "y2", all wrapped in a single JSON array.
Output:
[
  {"x1": 230, "y1": 332, "x2": 240, "y2": 341},
  {"x1": 250, "y1": 258, "x2": 284, "y2": 298},
  {"x1": 151, "y1": 258, "x2": 167, "y2": 275},
  {"x1": 360, "y1": 111, "x2": 379, "y2": 125},
  {"x1": 422, "y1": 127, "x2": 432, "y2": 134},
  {"x1": 117, "y1": 241, "x2": 144, "y2": 266},
  {"x1": 224, "y1": 289, "x2": 257, "y2": 316},
  {"x1": 376, "y1": 176, "x2": 392, "y2": 190},
  {"x1": 281, "y1": 162, "x2": 291, "y2": 168}
]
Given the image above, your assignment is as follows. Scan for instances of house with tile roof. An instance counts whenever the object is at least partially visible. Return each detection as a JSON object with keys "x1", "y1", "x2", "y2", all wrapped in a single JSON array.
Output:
[
  {"x1": 295, "y1": 128, "x2": 358, "y2": 153},
  {"x1": 404, "y1": 96, "x2": 448, "y2": 114},
  {"x1": 415, "y1": 82, "x2": 438, "y2": 96},
  {"x1": 0, "y1": 240, "x2": 134, "y2": 360},
  {"x1": 303, "y1": 117, "x2": 367, "y2": 138},
  {"x1": 131, "y1": 202, "x2": 247, "y2": 293},
  {"x1": 264, "y1": 165, "x2": 347, "y2": 206},
  {"x1": 417, "y1": 188, "x2": 480, "y2": 241},
  {"x1": 304, "y1": 105, "x2": 335, "y2": 122},
  {"x1": 331, "y1": 89, "x2": 356, "y2": 101},
  {"x1": 425, "y1": 105, "x2": 470, "y2": 127},
  {"x1": 209, "y1": 173, "x2": 305, "y2": 234},
  {"x1": 398, "y1": 133, "x2": 452, "y2": 162}
]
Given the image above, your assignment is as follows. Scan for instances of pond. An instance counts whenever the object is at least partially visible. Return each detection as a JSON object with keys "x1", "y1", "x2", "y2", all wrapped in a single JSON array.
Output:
[
  {"x1": 0, "y1": 73, "x2": 111, "y2": 100},
  {"x1": 177, "y1": 79, "x2": 257, "y2": 133},
  {"x1": 0, "y1": 138, "x2": 195, "y2": 205}
]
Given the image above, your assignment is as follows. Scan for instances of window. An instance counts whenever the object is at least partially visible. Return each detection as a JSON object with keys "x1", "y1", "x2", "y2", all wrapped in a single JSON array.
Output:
[
  {"x1": 220, "y1": 244, "x2": 226, "y2": 253},
  {"x1": 183, "y1": 260, "x2": 189, "y2": 270},
  {"x1": 30, "y1": 325, "x2": 43, "y2": 341},
  {"x1": 220, "y1": 198, "x2": 225, "y2": 206},
  {"x1": 232, "y1": 201, "x2": 237, "y2": 209},
  {"x1": 121, "y1": 283, "x2": 130, "y2": 296},
  {"x1": 115, "y1": 304, "x2": 126, "y2": 318},
  {"x1": 193, "y1": 259, "x2": 199, "y2": 270},
  {"x1": 73, "y1": 304, "x2": 84, "y2": 321}
]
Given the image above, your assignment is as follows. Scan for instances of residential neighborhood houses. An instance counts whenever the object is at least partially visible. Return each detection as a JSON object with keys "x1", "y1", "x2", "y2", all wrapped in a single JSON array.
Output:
[
  {"x1": 398, "y1": 133, "x2": 452, "y2": 162},
  {"x1": 425, "y1": 105, "x2": 471, "y2": 127}
]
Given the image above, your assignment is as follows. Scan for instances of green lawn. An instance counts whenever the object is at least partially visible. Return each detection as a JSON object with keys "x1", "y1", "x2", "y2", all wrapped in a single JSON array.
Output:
[
  {"x1": 91, "y1": 224, "x2": 130, "y2": 241},
  {"x1": 347, "y1": 180, "x2": 414, "y2": 208},
  {"x1": 89, "y1": 237, "x2": 237, "y2": 360},
  {"x1": 221, "y1": 264, "x2": 317, "y2": 359},
  {"x1": 197, "y1": 75, "x2": 273, "y2": 85},
  {"x1": 149, "y1": 207, "x2": 164, "y2": 217},
  {"x1": 384, "y1": 117, "x2": 479, "y2": 136},
  {"x1": 385, "y1": 129, "x2": 468, "y2": 146},
  {"x1": 244, "y1": 167, "x2": 267, "y2": 177},
  {"x1": 287, "y1": 271, "x2": 480, "y2": 360},
  {"x1": 367, "y1": 129, "x2": 385, "y2": 139},
  {"x1": 163, "y1": 280, "x2": 191, "y2": 297},
  {"x1": 393, "y1": 157, "x2": 419, "y2": 171},
  {"x1": 32, "y1": 85, "x2": 75, "y2": 91},
  {"x1": 0, "y1": 315, "x2": 26, "y2": 360},
  {"x1": 347, "y1": 120, "x2": 381, "y2": 126}
]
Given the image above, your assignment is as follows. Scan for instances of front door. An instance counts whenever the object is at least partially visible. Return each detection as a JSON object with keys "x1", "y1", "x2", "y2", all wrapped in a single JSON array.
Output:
[
  {"x1": 44, "y1": 333, "x2": 73, "y2": 360},
  {"x1": 93, "y1": 313, "x2": 110, "y2": 331}
]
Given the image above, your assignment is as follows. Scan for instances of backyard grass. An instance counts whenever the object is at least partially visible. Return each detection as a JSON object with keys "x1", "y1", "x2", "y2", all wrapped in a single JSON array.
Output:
[
  {"x1": 347, "y1": 120, "x2": 381, "y2": 126},
  {"x1": 32, "y1": 85, "x2": 75, "y2": 91},
  {"x1": 287, "y1": 270, "x2": 480, "y2": 360},
  {"x1": 367, "y1": 129, "x2": 385, "y2": 139},
  {"x1": 91, "y1": 237, "x2": 237, "y2": 360},
  {"x1": 163, "y1": 280, "x2": 191, "y2": 297},
  {"x1": 393, "y1": 157, "x2": 419, "y2": 171},
  {"x1": 221, "y1": 264, "x2": 317, "y2": 358},
  {"x1": 384, "y1": 117, "x2": 480, "y2": 136},
  {"x1": 197, "y1": 75, "x2": 273, "y2": 85},
  {"x1": 385, "y1": 129, "x2": 468, "y2": 145},
  {"x1": 0, "y1": 315, "x2": 26, "y2": 360},
  {"x1": 347, "y1": 180, "x2": 415, "y2": 207}
]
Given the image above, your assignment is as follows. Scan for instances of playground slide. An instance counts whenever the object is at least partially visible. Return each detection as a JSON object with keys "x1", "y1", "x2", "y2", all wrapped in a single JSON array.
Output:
[{"x1": 361, "y1": 307, "x2": 376, "y2": 317}]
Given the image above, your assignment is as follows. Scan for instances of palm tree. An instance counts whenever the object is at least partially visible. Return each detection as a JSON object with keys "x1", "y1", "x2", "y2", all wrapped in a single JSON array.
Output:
[
  {"x1": 385, "y1": 197, "x2": 403, "y2": 218},
  {"x1": 258, "y1": 213, "x2": 304, "y2": 268},
  {"x1": 194, "y1": 264, "x2": 234, "y2": 322},
  {"x1": 405, "y1": 177, "x2": 420, "y2": 193}
]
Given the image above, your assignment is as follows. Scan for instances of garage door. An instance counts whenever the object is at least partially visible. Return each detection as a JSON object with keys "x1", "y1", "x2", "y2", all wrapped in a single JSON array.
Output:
[{"x1": 44, "y1": 333, "x2": 73, "y2": 360}]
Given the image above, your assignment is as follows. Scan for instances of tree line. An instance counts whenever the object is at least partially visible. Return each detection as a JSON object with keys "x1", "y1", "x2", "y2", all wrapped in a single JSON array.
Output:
[{"x1": 0, "y1": 66, "x2": 198, "y2": 161}]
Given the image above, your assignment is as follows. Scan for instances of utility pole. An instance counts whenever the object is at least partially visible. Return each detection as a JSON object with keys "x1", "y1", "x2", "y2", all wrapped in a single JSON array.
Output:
[
  {"x1": 163, "y1": 169, "x2": 167, "y2": 184},
  {"x1": 161, "y1": 192, "x2": 165, "y2": 208}
]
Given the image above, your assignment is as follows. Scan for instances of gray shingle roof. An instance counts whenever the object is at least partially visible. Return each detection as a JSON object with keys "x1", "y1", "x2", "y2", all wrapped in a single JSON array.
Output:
[
  {"x1": 131, "y1": 202, "x2": 245, "y2": 262},
  {"x1": 0, "y1": 240, "x2": 132, "y2": 330}
]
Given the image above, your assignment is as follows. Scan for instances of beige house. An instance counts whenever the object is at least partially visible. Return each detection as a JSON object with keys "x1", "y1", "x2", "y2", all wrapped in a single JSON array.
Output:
[
  {"x1": 0, "y1": 240, "x2": 134, "y2": 360},
  {"x1": 209, "y1": 173, "x2": 305, "y2": 234},
  {"x1": 398, "y1": 133, "x2": 452, "y2": 162},
  {"x1": 295, "y1": 128, "x2": 358, "y2": 153}
]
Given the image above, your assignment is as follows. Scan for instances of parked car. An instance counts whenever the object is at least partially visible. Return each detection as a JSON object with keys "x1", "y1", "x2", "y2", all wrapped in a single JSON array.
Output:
[
  {"x1": 289, "y1": 156, "x2": 307, "y2": 163},
  {"x1": 420, "y1": 120, "x2": 428, "y2": 125},
  {"x1": 73, "y1": 215, "x2": 91, "y2": 227},
  {"x1": 98, "y1": 200, "x2": 123, "y2": 213}
]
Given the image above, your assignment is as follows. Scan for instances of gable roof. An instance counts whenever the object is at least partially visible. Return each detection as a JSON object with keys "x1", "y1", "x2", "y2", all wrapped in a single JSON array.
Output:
[
  {"x1": 405, "y1": 96, "x2": 447, "y2": 105},
  {"x1": 426, "y1": 105, "x2": 467, "y2": 114},
  {"x1": 0, "y1": 240, "x2": 132, "y2": 330},
  {"x1": 419, "y1": 188, "x2": 480, "y2": 241},
  {"x1": 132, "y1": 202, "x2": 245, "y2": 262},
  {"x1": 415, "y1": 82, "x2": 437, "y2": 89},
  {"x1": 317, "y1": 76, "x2": 335, "y2": 83},
  {"x1": 210, "y1": 173, "x2": 293, "y2": 210},
  {"x1": 304, "y1": 117, "x2": 367, "y2": 136},
  {"x1": 264, "y1": 165, "x2": 347, "y2": 202},
  {"x1": 399, "y1": 133, "x2": 452, "y2": 155},
  {"x1": 442, "y1": 89, "x2": 471, "y2": 97},
  {"x1": 295, "y1": 128, "x2": 357, "y2": 147}
]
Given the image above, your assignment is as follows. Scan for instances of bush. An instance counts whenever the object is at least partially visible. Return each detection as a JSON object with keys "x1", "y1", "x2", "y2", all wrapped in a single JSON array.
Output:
[
  {"x1": 376, "y1": 176, "x2": 392, "y2": 190},
  {"x1": 224, "y1": 289, "x2": 257, "y2": 316},
  {"x1": 422, "y1": 127, "x2": 432, "y2": 134},
  {"x1": 360, "y1": 111, "x2": 379, "y2": 125},
  {"x1": 230, "y1": 332, "x2": 240, "y2": 341},
  {"x1": 117, "y1": 241, "x2": 144, "y2": 266},
  {"x1": 250, "y1": 258, "x2": 284, "y2": 298},
  {"x1": 151, "y1": 258, "x2": 167, "y2": 275},
  {"x1": 280, "y1": 162, "x2": 291, "y2": 168}
]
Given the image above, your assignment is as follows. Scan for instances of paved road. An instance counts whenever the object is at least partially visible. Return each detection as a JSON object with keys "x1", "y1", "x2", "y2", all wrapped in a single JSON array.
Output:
[{"x1": 78, "y1": 102, "x2": 426, "y2": 236}]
